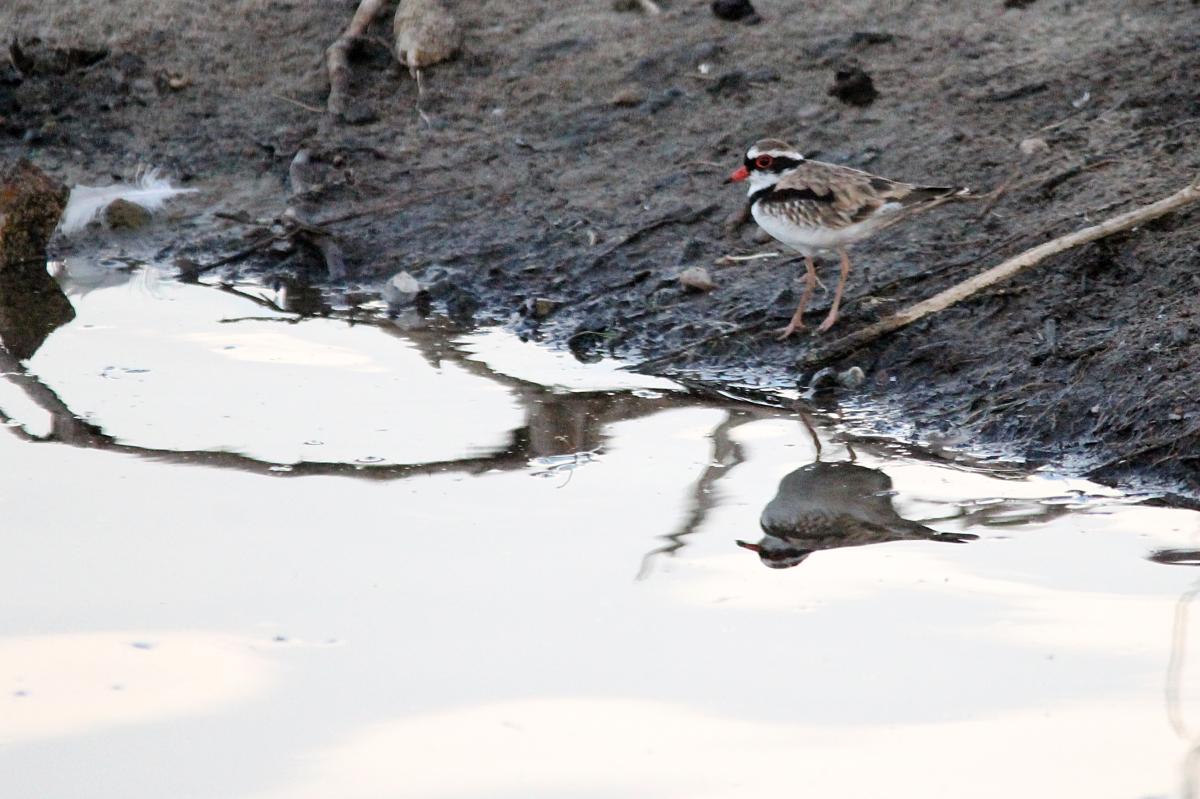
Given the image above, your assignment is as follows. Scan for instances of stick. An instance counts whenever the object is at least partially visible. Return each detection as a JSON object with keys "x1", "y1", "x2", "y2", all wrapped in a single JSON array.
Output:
[
  {"x1": 271, "y1": 93, "x2": 324, "y2": 114},
  {"x1": 715, "y1": 251, "x2": 780, "y2": 264},
  {"x1": 801, "y1": 177, "x2": 1200, "y2": 368},
  {"x1": 326, "y1": 0, "x2": 387, "y2": 117},
  {"x1": 972, "y1": 165, "x2": 1020, "y2": 221}
]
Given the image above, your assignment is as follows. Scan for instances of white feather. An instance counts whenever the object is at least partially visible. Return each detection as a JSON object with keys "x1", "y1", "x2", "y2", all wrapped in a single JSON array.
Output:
[{"x1": 60, "y1": 168, "x2": 198, "y2": 235}]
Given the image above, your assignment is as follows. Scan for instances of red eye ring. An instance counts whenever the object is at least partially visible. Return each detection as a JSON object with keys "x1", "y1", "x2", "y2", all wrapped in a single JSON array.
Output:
[{"x1": 755, "y1": 154, "x2": 774, "y2": 169}]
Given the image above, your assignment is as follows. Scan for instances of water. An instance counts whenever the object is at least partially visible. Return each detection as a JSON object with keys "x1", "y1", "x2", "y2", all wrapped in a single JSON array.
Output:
[{"x1": 3, "y1": 269, "x2": 1200, "y2": 798}]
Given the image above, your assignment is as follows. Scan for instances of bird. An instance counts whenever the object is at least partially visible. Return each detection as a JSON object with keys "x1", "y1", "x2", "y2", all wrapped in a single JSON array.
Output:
[
  {"x1": 729, "y1": 139, "x2": 969, "y2": 339},
  {"x1": 736, "y1": 461, "x2": 975, "y2": 569}
]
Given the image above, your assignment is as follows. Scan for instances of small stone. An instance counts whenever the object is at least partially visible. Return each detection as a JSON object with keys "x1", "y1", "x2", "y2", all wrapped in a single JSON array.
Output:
[
  {"x1": 531, "y1": 297, "x2": 559, "y2": 318},
  {"x1": 610, "y1": 87, "x2": 644, "y2": 107},
  {"x1": 166, "y1": 74, "x2": 190, "y2": 91},
  {"x1": 706, "y1": 71, "x2": 747, "y2": 96},
  {"x1": 1019, "y1": 136, "x2": 1049, "y2": 156},
  {"x1": 104, "y1": 198, "x2": 152, "y2": 230},
  {"x1": 382, "y1": 271, "x2": 421, "y2": 309},
  {"x1": 837, "y1": 366, "x2": 866, "y2": 388},
  {"x1": 612, "y1": 0, "x2": 639, "y2": 10},
  {"x1": 828, "y1": 63, "x2": 878, "y2": 106},
  {"x1": 679, "y1": 266, "x2": 715, "y2": 292},
  {"x1": 712, "y1": 0, "x2": 757, "y2": 21}
]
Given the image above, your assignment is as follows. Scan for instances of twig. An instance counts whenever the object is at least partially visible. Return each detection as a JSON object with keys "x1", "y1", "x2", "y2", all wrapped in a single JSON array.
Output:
[
  {"x1": 326, "y1": 0, "x2": 387, "y2": 117},
  {"x1": 801, "y1": 176, "x2": 1200, "y2": 368},
  {"x1": 1037, "y1": 159, "x2": 1116, "y2": 198},
  {"x1": 271, "y1": 93, "x2": 324, "y2": 114},
  {"x1": 972, "y1": 165, "x2": 1021, "y2": 221},
  {"x1": 188, "y1": 233, "x2": 282, "y2": 276},
  {"x1": 715, "y1": 251, "x2": 780, "y2": 265}
]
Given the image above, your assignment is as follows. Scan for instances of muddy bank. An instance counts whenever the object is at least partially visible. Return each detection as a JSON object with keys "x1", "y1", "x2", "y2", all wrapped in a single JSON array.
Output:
[{"x1": 2, "y1": 0, "x2": 1199, "y2": 493}]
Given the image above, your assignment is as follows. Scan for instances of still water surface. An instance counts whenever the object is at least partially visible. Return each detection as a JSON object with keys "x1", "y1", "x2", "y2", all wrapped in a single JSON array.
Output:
[{"x1": 3, "y1": 269, "x2": 1200, "y2": 798}]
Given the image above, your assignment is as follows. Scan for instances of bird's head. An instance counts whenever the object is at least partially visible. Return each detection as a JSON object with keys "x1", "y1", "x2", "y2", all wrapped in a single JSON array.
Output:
[
  {"x1": 736, "y1": 537, "x2": 812, "y2": 569},
  {"x1": 728, "y1": 139, "x2": 805, "y2": 193}
]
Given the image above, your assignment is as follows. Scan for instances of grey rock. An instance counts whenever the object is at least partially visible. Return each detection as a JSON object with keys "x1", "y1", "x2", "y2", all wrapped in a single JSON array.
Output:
[{"x1": 382, "y1": 271, "x2": 422, "y2": 309}]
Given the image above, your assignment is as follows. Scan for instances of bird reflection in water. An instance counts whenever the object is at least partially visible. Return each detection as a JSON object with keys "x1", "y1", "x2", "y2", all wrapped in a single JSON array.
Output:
[{"x1": 738, "y1": 457, "x2": 977, "y2": 569}]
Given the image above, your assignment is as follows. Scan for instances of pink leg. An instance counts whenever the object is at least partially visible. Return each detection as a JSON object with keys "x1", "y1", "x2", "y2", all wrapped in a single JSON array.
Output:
[
  {"x1": 816, "y1": 248, "x2": 852, "y2": 334},
  {"x1": 776, "y1": 256, "x2": 818, "y2": 341}
]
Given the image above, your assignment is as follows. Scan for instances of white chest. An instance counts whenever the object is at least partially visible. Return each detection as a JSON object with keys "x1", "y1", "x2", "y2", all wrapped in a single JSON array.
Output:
[{"x1": 750, "y1": 201, "x2": 894, "y2": 255}]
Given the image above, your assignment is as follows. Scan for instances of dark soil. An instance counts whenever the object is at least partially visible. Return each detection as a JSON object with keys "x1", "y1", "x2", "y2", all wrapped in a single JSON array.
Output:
[{"x1": 2, "y1": 0, "x2": 1199, "y2": 493}]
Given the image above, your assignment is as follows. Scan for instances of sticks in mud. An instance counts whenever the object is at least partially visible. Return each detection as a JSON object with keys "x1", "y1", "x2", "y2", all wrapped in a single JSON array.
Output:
[
  {"x1": 801, "y1": 175, "x2": 1200, "y2": 369},
  {"x1": 190, "y1": 188, "x2": 467, "y2": 278}
]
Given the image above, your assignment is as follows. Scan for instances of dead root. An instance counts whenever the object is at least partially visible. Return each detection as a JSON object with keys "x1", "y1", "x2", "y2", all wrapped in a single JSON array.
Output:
[{"x1": 801, "y1": 175, "x2": 1200, "y2": 370}]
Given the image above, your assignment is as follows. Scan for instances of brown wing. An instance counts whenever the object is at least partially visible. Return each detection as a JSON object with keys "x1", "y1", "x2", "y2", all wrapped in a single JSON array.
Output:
[{"x1": 762, "y1": 161, "x2": 960, "y2": 230}]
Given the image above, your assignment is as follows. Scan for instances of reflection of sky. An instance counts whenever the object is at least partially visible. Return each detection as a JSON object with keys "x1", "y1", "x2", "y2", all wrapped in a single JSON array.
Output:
[
  {"x1": 3, "y1": 280, "x2": 1200, "y2": 798},
  {"x1": 23, "y1": 281, "x2": 525, "y2": 464}
]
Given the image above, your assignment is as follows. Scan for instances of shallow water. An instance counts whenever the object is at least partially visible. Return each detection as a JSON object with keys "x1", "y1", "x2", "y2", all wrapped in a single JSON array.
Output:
[{"x1": 4, "y1": 270, "x2": 1200, "y2": 799}]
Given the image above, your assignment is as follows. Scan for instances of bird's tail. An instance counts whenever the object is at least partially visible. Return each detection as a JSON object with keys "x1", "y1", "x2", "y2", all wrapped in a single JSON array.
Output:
[{"x1": 903, "y1": 185, "x2": 971, "y2": 205}]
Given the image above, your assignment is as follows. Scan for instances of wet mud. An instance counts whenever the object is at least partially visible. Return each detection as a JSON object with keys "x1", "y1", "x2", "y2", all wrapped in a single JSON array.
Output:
[{"x1": 2, "y1": 0, "x2": 1199, "y2": 493}]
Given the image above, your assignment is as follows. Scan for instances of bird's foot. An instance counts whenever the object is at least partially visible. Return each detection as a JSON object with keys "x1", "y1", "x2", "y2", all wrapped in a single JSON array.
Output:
[
  {"x1": 774, "y1": 322, "x2": 804, "y2": 341},
  {"x1": 815, "y1": 312, "x2": 839, "y2": 334}
]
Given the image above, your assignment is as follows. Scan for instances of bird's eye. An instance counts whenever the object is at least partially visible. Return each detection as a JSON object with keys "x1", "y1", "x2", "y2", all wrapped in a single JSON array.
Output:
[{"x1": 755, "y1": 155, "x2": 774, "y2": 169}]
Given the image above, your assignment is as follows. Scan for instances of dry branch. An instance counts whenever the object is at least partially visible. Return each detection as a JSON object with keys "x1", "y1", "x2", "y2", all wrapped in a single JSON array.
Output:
[
  {"x1": 801, "y1": 177, "x2": 1200, "y2": 368},
  {"x1": 326, "y1": 0, "x2": 387, "y2": 117}
]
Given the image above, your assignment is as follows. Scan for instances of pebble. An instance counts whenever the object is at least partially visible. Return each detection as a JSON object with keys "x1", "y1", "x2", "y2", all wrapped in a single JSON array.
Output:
[
  {"x1": 828, "y1": 63, "x2": 878, "y2": 106},
  {"x1": 806, "y1": 366, "x2": 866, "y2": 391},
  {"x1": 382, "y1": 270, "x2": 421, "y2": 309},
  {"x1": 838, "y1": 366, "x2": 866, "y2": 389},
  {"x1": 104, "y1": 198, "x2": 152, "y2": 230},
  {"x1": 609, "y1": 87, "x2": 644, "y2": 107},
  {"x1": 712, "y1": 0, "x2": 759, "y2": 22},
  {"x1": 679, "y1": 266, "x2": 716, "y2": 292},
  {"x1": 707, "y1": 71, "x2": 747, "y2": 96},
  {"x1": 530, "y1": 297, "x2": 559, "y2": 319},
  {"x1": 1019, "y1": 136, "x2": 1050, "y2": 156}
]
